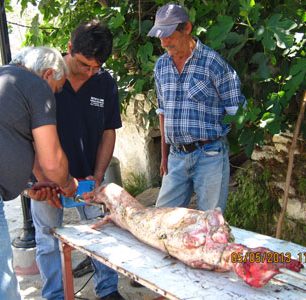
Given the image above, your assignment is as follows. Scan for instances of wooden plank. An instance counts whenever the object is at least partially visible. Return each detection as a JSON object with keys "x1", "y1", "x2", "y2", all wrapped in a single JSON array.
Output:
[{"x1": 53, "y1": 224, "x2": 306, "y2": 300}]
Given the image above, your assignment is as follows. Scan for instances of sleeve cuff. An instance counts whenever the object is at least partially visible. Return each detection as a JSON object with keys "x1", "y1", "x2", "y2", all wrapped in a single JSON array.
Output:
[{"x1": 156, "y1": 108, "x2": 164, "y2": 115}]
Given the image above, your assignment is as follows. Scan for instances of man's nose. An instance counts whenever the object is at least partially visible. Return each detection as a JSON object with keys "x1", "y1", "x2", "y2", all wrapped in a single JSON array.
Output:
[
  {"x1": 160, "y1": 36, "x2": 171, "y2": 46},
  {"x1": 85, "y1": 68, "x2": 96, "y2": 77}
]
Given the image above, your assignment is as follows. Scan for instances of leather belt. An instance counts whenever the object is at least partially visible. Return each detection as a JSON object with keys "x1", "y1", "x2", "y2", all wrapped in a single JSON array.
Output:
[{"x1": 177, "y1": 140, "x2": 212, "y2": 153}]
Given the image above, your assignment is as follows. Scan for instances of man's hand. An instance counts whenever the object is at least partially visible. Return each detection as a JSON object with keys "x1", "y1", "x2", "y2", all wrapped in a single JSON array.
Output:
[
  {"x1": 29, "y1": 181, "x2": 60, "y2": 191},
  {"x1": 82, "y1": 190, "x2": 95, "y2": 203},
  {"x1": 160, "y1": 157, "x2": 168, "y2": 176},
  {"x1": 59, "y1": 176, "x2": 78, "y2": 197},
  {"x1": 26, "y1": 187, "x2": 62, "y2": 208},
  {"x1": 85, "y1": 175, "x2": 101, "y2": 188}
]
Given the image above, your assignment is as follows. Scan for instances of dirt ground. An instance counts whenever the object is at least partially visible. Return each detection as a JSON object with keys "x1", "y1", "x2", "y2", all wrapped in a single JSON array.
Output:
[{"x1": 5, "y1": 192, "x2": 161, "y2": 300}]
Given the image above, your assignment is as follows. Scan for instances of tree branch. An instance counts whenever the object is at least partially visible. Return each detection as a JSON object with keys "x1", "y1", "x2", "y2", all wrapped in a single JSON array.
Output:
[{"x1": 276, "y1": 90, "x2": 306, "y2": 239}]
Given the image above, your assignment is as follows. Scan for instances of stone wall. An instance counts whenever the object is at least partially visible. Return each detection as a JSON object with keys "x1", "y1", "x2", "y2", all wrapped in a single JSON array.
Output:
[
  {"x1": 251, "y1": 133, "x2": 306, "y2": 224},
  {"x1": 113, "y1": 94, "x2": 161, "y2": 187}
]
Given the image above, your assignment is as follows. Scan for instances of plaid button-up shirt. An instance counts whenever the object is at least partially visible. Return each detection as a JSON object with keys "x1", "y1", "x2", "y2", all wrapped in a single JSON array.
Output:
[{"x1": 154, "y1": 39, "x2": 246, "y2": 145}]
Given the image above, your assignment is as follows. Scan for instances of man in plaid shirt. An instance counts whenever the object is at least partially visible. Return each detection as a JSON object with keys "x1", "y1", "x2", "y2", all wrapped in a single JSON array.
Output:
[{"x1": 148, "y1": 3, "x2": 246, "y2": 212}]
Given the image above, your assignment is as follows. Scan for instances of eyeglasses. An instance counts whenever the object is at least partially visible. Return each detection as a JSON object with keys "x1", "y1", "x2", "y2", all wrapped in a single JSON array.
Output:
[{"x1": 74, "y1": 56, "x2": 101, "y2": 73}]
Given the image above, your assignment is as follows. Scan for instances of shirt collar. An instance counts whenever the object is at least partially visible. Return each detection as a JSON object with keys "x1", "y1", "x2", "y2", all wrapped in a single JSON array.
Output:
[{"x1": 192, "y1": 38, "x2": 204, "y2": 59}]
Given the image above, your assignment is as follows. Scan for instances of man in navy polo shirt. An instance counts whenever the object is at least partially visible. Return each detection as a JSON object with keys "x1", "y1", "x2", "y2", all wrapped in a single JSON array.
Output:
[{"x1": 31, "y1": 21, "x2": 123, "y2": 300}]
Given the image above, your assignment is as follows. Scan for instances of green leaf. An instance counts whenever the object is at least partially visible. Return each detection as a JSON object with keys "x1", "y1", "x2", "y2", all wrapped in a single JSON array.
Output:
[
  {"x1": 284, "y1": 58, "x2": 306, "y2": 100},
  {"x1": 254, "y1": 128, "x2": 264, "y2": 145},
  {"x1": 29, "y1": 14, "x2": 42, "y2": 45},
  {"x1": 236, "y1": 114, "x2": 247, "y2": 129},
  {"x1": 250, "y1": 53, "x2": 271, "y2": 79},
  {"x1": 266, "y1": 91, "x2": 286, "y2": 114},
  {"x1": 223, "y1": 114, "x2": 237, "y2": 124},
  {"x1": 137, "y1": 42, "x2": 153, "y2": 64},
  {"x1": 226, "y1": 30, "x2": 249, "y2": 60},
  {"x1": 255, "y1": 25, "x2": 265, "y2": 41},
  {"x1": 239, "y1": 0, "x2": 255, "y2": 18},
  {"x1": 206, "y1": 15, "x2": 234, "y2": 49},
  {"x1": 300, "y1": 10, "x2": 306, "y2": 22},
  {"x1": 195, "y1": 26, "x2": 206, "y2": 36},
  {"x1": 259, "y1": 14, "x2": 297, "y2": 50},
  {"x1": 4, "y1": 0, "x2": 13, "y2": 12},
  {"x1": 248, "y1": 107, "x2": 261, "y2": 121},
  {"x1": 266, "y1": 120, "x2": 281, "y2": 134},
  {"x1": 262, "y1": 29, "x2": 276, "y2": 50},
  {"x1": 141, "y1": 61, "x2": 155, "y2": 74},
  {"x1": 260, "y1": 112, "x2": 278, "y2": 130},
  {"x1": 269, "y1": 15, "x2": 296, "y2": 48},
  {"x1": 225, "y1": 32, "x2": 245, "y2": 45},
  {"x1": 134, "y1": 79, "x2": 145, "y2": 93},
  {"x1": 109, "y1": 13, "x2": 125, "y2": 29},
  {"x1": 189, "y1": 7, "x2": 196, "y2": 23},
  {"x1": 261, "y1": 112, "x2": 274, "y2": 121},
  {"x1": 141, "y1": 20, "x2": 153, "y2": 36},
  {"x1": 227, "y1": 40, "x2": 247, "y2": 60},
  {"x1": 20, "y1": 0, "x2": 36, "y2": 14},
  {"x1": 239, "y1": 128, "x2": 255, "y2": 156},
  {"x1": 113, "y1": 33, "x2": 131, "y2": 50}
]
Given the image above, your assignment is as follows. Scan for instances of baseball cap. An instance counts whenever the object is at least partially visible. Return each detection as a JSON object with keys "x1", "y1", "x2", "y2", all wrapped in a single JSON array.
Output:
[{"x1": 147, "y1": 3, "x2": 189, "y2": 38}]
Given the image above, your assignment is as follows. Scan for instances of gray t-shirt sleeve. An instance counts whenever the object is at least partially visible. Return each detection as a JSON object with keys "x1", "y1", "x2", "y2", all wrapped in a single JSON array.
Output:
[{"x1": 27, "y1": 80, "x2": 57, "y2": 129}]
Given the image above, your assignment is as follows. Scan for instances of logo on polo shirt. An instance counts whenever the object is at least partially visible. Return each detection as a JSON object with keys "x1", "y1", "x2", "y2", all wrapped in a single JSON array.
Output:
[{"x1": 90, "y1": 97, "x2": 104, "y2": 108}]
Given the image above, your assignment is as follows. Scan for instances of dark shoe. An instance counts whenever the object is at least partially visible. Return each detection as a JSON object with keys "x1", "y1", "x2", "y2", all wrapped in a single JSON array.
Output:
[
  {"x1": 98, "y1": 291, "x2": 125, "y2": 300},
  {"x1": 129, "y1": 279, "x2": 143, "y2": 288},
  {"x1": 73, "y1": 256, "x2": 94, "y2": 278}
]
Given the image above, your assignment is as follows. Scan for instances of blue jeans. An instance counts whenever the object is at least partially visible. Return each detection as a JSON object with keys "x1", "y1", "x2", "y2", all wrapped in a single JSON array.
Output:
[
  {"x1": 156, "y1": 138, "x2": 229, "y2": 212},
  {"x1": 31, "y1": 201, "x2": 118, "y2": 300},
  {"x1": 0, "y1": 197, "x2": 21, "y2": 300}
]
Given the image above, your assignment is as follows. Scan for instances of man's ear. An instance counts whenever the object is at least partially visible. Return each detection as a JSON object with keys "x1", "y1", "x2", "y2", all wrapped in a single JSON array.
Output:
[
  {"x1": 185, "y1": 21, "x2": 193, "y2": 35},
  {"x1": 42, "y1": 68, "x2": 53, "y2": 81},
  {"x1": 68, "y1": 41, "x2": 72, "y2": 54}
]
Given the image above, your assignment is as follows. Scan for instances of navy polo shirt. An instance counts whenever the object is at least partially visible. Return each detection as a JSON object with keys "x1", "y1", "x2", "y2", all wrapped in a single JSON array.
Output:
[{"x1": 55, "y1": 69, "x2": 122, "y2": 178}]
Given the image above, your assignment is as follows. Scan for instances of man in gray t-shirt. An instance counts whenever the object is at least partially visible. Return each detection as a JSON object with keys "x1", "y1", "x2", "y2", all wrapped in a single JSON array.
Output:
[
  {"x1": 0, "y1": 64, "x2": 57, "y2": 200},
  {"x1": 0, "y1": 47, "x2": 78, "y2": 300}
]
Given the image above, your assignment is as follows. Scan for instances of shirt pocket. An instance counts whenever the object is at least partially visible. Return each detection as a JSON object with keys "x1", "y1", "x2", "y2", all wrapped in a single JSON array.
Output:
[{"x1": 187, "y1": 77, "x2": 210, "y2": 103}]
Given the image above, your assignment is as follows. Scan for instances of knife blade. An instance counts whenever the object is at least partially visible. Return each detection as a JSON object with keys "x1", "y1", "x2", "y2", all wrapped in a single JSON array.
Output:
[{"x1": 73, "y1": 195, "x2": 106, "y2": 213}]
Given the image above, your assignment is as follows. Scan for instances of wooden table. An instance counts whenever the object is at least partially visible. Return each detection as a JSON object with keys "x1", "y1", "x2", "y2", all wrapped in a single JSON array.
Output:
[{"x1": 53, "y1": 223, "x2": 306, "y2": 300}]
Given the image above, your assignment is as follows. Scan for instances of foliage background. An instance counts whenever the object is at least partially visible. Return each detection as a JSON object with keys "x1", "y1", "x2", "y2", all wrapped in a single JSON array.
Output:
[
  {"x1": 4, "y1": 0, "x2": 306, "y2": 155},
  {"x1": 4, "y1": 0, "x2": 305, "y2": 242}
]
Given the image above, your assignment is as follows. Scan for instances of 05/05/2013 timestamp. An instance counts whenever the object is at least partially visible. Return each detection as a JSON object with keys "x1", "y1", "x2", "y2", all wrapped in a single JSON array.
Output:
[{"x1": 230, "y1": 251, "x2": 306, "y2": 264}]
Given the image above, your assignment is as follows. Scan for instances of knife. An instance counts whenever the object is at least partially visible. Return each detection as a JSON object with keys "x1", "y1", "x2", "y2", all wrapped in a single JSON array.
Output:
[{"x1": 73, "y1": 195, "x2": 106, "y2": 214}]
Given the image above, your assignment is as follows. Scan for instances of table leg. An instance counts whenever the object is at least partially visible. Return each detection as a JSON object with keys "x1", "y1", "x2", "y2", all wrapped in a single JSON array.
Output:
[{"x1": 59, "y1": 241, "x2": 74, "y2": 300}]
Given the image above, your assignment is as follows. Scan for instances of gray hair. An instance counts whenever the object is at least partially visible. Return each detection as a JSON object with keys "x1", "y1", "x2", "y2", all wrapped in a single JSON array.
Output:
[{"x1": 10, "y1": 46, "x2": 68, "y2": 80}]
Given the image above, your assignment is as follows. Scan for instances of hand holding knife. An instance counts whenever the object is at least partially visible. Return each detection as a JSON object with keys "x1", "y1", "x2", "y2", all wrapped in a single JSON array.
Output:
[
  {"x1": 24, "y1": 181, "x2": 62, "y2": 208},
  {"x1": 24, "y1": 180, "x2": 105, "y2": 212}
]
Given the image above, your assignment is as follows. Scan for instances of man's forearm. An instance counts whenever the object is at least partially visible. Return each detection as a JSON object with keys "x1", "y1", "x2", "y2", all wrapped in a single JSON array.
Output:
[
  {"x1": 32, "y1": 125, "x2": 70, "y2": 187},
  {"x1": 159, "y1": 114, "x2": 169, "y2": 158},
  {"x1": 94, "y1": 129, "x2": 116, "y2": 184},
  {"x1": 32, "y1": 154, "x2": 48, "y2": 181}
]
